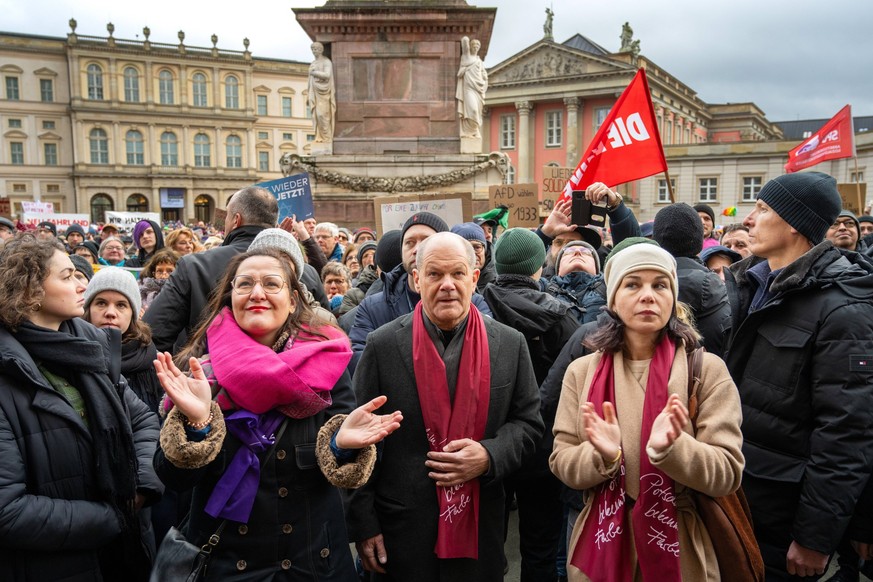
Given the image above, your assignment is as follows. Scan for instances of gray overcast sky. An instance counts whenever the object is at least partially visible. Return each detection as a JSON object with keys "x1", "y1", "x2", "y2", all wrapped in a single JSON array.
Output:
[{"x1": 3, "y1": 0, "x2": 870, "y2": 123}]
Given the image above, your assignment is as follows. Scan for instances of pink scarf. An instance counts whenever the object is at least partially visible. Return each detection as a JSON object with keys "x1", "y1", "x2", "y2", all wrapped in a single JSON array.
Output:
[
  {"x1": 571, "y1": 337, "x2": 682, "y2": 582},
  {"x1": 412, "y1": 302, "x2": 490, "y2": 559},
  {"x1": 205, "y1": 308, "x2": 351, "y2": 418}
]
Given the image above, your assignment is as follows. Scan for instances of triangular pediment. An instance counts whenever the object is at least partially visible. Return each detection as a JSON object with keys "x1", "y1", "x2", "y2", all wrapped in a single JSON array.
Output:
[
  {"x1": 253, "y1": 85, "x2": 272, "y2": 93},
  {"x1": 488, "y1": 40, "x2": 630, "y2": 85},
  {"x1": 34, "y1": 67, "x2": 58, "y2": 77},
  {"x1": 38, "y1": 131, "x2": 63, "y2": 140}
]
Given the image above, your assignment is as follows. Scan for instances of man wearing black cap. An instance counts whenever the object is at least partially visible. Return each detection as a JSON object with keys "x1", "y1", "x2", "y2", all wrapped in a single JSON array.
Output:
[
  {"x1": 64, "y1": 224, "x2": 86, "y2": 252},
  {"x1": 36, "y1": 221, "x2": 57, "y2": 241},
  {"x1": 694, "y1": 203, "x2": 719, "y2": 249},
  {"x1": 723, "y1": 172, "x2": 873, "y2": 580},
  {"x1": 348, "y1": 212, "x2": 492, "y2": 374}
]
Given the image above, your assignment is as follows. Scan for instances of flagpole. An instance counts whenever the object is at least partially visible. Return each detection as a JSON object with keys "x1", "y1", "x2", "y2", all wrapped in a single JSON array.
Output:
[{"x1": 664, "y1": 168, "x2": 676, "y2": 204}]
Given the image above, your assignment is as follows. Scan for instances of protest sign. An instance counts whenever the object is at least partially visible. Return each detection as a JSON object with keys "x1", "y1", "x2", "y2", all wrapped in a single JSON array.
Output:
[
  {"x1": 541, "y1": 167, "x2": 574, "y2": 216},
  {"x1": 21, "y1": 213, "x2": 89, "y2": 232},
  {"x1": 22, "y1": 201, "x2": 54, "y2": 214},
  {"x1": 105, "y1": 211, "x2": 161, "y2": 227},
  {"x1": 374, "y1": 192, "x2": 471, "y2": 236},
  {"x1": 489, "y1": 184, "x2": 539, "y2": 228},
  {"x1": 257, "y1": 173, "x2": 314, "y2": 222}
]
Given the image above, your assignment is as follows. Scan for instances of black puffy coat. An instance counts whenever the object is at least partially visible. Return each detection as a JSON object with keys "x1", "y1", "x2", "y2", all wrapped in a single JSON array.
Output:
[
  {"x1": 724, "y1": 242, "x2": 873, "y2": 555},
  {"x1": 674, "y1": 256, "x2": 731, "y2": 357},
  {"x1": 0, "y1": 320, "x2": 162, "y2": 582},
  {"x1": 154, "y1": 372, "x2": 358, "y2": 581}
]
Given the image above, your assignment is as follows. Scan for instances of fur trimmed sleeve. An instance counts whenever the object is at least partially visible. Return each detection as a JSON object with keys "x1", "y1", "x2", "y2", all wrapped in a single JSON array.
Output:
[
  {"x1": 316, "y1": 414, "x2": 377, "y2": 489},
  {"x1": 159, "y1": 401, "x2": 227, "y2": 469}
]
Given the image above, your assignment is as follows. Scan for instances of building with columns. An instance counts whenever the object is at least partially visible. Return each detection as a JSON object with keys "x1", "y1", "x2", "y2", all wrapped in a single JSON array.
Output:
[{"x1": 0, "y1": 22, "x2": 314, "y2": 224}]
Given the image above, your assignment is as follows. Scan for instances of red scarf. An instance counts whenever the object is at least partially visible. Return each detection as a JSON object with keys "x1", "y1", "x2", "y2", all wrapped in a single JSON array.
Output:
[
  {"x1": 412, "y1": 302, "x2": 490, "y2": 559},
  {"x1": 571, "y1": 337, "x2": 681, "y2": 582}
]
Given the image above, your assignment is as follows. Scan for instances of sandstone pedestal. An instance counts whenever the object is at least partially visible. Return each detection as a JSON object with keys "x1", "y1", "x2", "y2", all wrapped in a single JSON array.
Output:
[
  {"x1": 460, "y1": 136, "x2": 483, "y2": 154},
  {"x1": 310, "y1": 142, "x2": 333, "y2": 156}
]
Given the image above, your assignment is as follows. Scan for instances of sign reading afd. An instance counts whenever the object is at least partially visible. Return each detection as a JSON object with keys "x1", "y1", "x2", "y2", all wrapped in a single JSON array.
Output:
[{"x1": 257, "y1": 172, "x2": 314, "y2": 222}]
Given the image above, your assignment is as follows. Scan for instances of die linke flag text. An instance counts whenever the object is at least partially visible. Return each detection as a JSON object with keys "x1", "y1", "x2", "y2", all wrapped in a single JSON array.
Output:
[
  {"x1": 784, "y1": 105, "x2": 855, "y2": 173},
  {"x1": 560, "y1": 68, "x2": 667, "y2": 202}
]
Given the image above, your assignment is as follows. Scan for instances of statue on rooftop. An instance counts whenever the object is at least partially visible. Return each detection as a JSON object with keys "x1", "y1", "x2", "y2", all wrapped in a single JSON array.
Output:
[{"x1": 544, "y1": 8, "x2": 554, "y2": 40}]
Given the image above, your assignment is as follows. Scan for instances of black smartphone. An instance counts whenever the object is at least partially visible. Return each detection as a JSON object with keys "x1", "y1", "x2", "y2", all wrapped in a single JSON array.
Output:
[{"x1": 571, "y1": 190, "x2": 608, "y2": 227}]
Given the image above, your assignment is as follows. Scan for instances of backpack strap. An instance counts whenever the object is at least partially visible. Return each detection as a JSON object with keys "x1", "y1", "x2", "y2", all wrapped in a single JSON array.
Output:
[{"x1": 686, "y1": 346, "x2": 705, "y2": 432}]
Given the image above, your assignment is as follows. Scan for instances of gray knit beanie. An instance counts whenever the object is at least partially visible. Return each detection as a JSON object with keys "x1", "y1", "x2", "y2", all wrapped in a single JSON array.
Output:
[
  {"x1": 757, "y1": 172, "x2": 841, "y2": 244},
  {"x1": 555, "y1": 240, "x2": 601, "y2": 274},
  {"x1": 85, "y1": 266, "x2": 142, "y2": 316},
  {"x1": 249, "y1": 228, "x2": 305, "y2": 276},
  {"x1": 494, "y1": 228, "x2": 546, "y2": 276}
]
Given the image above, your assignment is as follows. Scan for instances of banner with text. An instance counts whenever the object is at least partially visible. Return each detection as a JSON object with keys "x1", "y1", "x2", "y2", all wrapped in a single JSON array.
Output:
[
  {"x1": 257, "y1": 173, "x2": 314, "y2": 222},
  {"x1": 22, "y1": 213, "x2": 89, "y2": 232},
  {"x1": 560, "y1": 68, "x2": 667, "y2": 202},
  {"x1": 541, "y1": 167, "x2": 573, "y2": 216},
  {"x1": 785, "y1": 105, "x2": 855, "y2": 173},
  {"x1": 105, "y1": 211, "x2": 161, "y2": 228},
  {"x1": 22, "y1": 201, "x2": 54, "y2": 214},
  {"x1": 489, "y1": 184, "x2": 539, "y2": 229},
  {"x1": 374, "y1": 192, "x2": 472, "y2": 236}
]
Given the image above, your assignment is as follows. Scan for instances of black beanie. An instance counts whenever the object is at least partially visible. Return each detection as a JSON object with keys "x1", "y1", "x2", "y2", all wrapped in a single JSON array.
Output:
[
  {"x1": 757, "y1": 172, "x2": 841, "y2": 244},
  {"x1": 653, "y1": 203, "x2": 703, "y2": 258},
  {"x1": 693, "y1": 204, "x2": 715, "y2": 225},
  {"x1": 37, "y1": 221, "x2": 57, "y2": 236},
  {"x1": 357, "y1": 241, "x2": 378, "y2": 265},
  {"x1": 401, "y1": 212, "x2": 448, "y2": 242},
  {"x1": 374, "y1": 230, "x2": 403, "y2": 273},
  {"x1": 68, "y1": 254, "x2": 94, "y2": 281}
]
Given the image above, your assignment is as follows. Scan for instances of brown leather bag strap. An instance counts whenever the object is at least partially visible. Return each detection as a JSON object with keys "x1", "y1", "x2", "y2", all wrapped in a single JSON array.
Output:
[{"x1": 686, "y1": 347, "x2": 705, "y2": 432}]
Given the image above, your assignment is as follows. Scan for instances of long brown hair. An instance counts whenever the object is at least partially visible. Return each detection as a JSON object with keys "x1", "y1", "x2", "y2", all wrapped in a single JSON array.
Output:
[
  {"x1": 583, "y1": 301, "x2": 701, "y2": 354},
  {"x1": 175, "y1": 248, "x2": 331, "y2": 367},
  {"x1": 0, "y1": 234, "x2": 65, "y2": 331}
]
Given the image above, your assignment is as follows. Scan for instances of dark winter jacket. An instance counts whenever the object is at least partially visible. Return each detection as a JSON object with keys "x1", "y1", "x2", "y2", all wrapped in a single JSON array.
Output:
[
  {"x1": 338, "y1": 265, "x2": 378, "y2": 316},
  {"x1": 125, "y1": 220, "x2": 165, "y2": 268},
  {"x1": 674, "y1": 255, "x2": 731, "y2": 357},
  {"x1": 476, "y1": 245, "x2": 497, "y2": 292},
  {"x1": 144, "y1": 226, "x2": 327, "y2": 352},
  {"x1": 724, "y1": 242, "x2": 873, "y2": 555},
  {"x1": 0, "y1": 320, "x2": 162, "y2": 582},
  {"x1": 542, "y1": 271, "x2": 606, "y2": 325},
  {"x1": 348, "y1": 265, "x2": 493, "y2": 375}
]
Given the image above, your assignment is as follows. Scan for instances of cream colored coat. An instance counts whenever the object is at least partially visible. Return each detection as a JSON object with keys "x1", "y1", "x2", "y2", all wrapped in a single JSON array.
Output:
[{"x1": 550, "y1": 346, "x2": 744, "y2": 582}]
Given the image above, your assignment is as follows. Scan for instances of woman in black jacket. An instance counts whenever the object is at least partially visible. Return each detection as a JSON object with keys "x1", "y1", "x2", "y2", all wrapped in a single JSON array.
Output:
[{"x1": 0, "y1": 234, "x2": 163, "y2": 581}]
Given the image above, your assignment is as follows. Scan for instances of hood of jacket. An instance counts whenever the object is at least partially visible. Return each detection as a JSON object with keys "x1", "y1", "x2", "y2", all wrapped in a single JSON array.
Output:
[{"x1": 482, "y1": 275, "x2": 572, "y2": 336}]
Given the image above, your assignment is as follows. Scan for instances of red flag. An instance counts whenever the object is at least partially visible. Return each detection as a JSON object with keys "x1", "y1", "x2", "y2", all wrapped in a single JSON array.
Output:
[
  {"x1": 784, "y1": 105, "x2": 855, "y2": 173},
  {"x1": 560, "y1": 68, "x2": 667, "y2": 202}
]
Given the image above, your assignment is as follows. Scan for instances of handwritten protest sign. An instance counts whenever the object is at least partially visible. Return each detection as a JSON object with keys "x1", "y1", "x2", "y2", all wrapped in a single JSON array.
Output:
[
  {"x1": 374, "y1": 192, "x2": 472, "y2": 236},
  {"x1": 257, "y1": 173, "x2": 314, "y2": 222},
  {"x1": 488, "y1": 184, "x2": 539, "y2": 229},
  {"x1": 541, "y1": 166, "x2": 573, "y2": 217},
  {"x1": 22, "y1": 201, "x2": 54, "y2": 214},
  {"x1": 21, "y1": 213, "x2": 89, "y2": 232},
  {"x1": 105, "y1": 211, "x2": 161, "y2": 227}
]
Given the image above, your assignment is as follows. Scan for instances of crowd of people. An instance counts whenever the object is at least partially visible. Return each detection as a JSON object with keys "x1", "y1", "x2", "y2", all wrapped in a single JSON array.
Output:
[{"x1": 1, "y1": 172, "x2": 873, "y2": 582}]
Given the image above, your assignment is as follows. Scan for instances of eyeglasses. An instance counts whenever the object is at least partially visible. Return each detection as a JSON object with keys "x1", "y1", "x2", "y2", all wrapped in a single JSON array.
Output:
[
  {"x1": 562, "y1": 247, "x2": 593, "y2": 257},
  {"x1": 830, "y1": 219, "x2": 856, "y2": 230},
  {"x1": 103, "y1": 245, "x2": 124, "y2": 252},
  {"x1": 470, "y1": 241, "x2": 486, "y2": 252},
  {"x1": 232, "y1": 274, "x2": 286, "y2": 294}
]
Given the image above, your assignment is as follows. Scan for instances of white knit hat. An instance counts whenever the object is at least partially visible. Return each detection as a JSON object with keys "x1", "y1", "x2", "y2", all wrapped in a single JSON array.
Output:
[
  {"x1": 603, "y1": 244, "x2": 678, "y2": 311},
  {"x1": 249, "y1": 228, "x2": 305, "y2": 276},
  {"x1": 84, "y1": 266, "x2": 142, "y2": 317}
]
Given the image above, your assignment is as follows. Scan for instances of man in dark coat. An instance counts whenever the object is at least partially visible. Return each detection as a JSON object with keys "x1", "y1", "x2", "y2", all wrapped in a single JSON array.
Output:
[
  {"x1": 348, "y1": 213, "x2": 492, "y2": 374},
  {"x1": 653, "y1": 202, "x2": 732, "y2": 356},
  {"x1": 723, "y1": 172, "x2": 873, "y2": 580},
  {"x1": 144, "y1": 186, "x2": 326, "y2": 352},
  {"x1": 481, "y1": 228, "x2": 579, "y2": 582},
  {"x1": 348, "y1": 232, "x2": 543, "y2": 582}
]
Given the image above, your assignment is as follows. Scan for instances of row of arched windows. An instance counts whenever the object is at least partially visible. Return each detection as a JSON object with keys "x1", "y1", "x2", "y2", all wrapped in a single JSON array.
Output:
[
  {"x1": 87, "y1": 129, "x2": 244, "y2": 168},
  {"x1": 86, "y1": 63, "x2": 241, "y2": 108},
  {"x1": 89, "y1": 193, "x2": 215, "y2": 223}
]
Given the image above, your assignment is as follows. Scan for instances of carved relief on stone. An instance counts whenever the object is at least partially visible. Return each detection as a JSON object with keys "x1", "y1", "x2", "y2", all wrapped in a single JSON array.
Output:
[{"x1": 493, "y1": 50, "x2": 588, "y2": 83}]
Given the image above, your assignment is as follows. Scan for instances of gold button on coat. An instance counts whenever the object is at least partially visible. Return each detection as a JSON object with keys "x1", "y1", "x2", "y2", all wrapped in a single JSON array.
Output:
[
  {"x1": 278, "y1": 487, "x2": 288, "y2": 498},
  {"x1": 238, "y1": 524, "x2": 248, "y2": 535},
  {"x1": 320, "y1": 548, "x2": 330, "y2": 558},
  {"x1": 281, "y1": 559, "x2": 292, "y2": 570},
  {"x1": 276, "y1": 449, "x2": 286, "y2": 460},
  {"x1": 236, "y1": 560, "x2": 247, "y2": 571},
  {"x1": 282, "y1": 524, "x2": 293, "y2": 534}
]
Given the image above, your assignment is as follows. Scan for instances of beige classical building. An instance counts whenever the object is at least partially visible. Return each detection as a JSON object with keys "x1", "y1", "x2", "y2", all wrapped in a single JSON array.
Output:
[{"x1": 0, "y1": 22, "x2": 313, "y2": 224}]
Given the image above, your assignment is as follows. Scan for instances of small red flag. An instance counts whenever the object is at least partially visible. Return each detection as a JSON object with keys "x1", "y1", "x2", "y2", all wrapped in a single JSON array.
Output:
[
  {"x1": 785, "y1": 105, "x2": 855, "y2": 173},
  {"x1": 560, "y1": 68, "x2": 667, "y2": 202}
]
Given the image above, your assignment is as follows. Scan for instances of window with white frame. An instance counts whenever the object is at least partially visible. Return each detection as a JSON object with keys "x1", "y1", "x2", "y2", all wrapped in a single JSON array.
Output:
[
  {"x1": 10, "y1": 142, "x2": 24, "y2": 165},
  {"x1": 257, "y1": 95, "x2": 268, "y2": 116},
  {"x1": 225, "y1": 76, "x2": 240, "y2": 109},
  {"x1": 192, "y1": 73, "x2": 208, "y2": 107},
  {"x1": 226, "y1": 135, "x2": 242, "y2": 168},
  {"x1": 5, "y1": 76, "x2": 19, "y2": 100},
  {"x1": 160, "y1": 132, "x2": 178, "y2": 166},
  {"x1": 657, "y1": 178, "x2": 675, "y2": 203},
  {"x1": 698, "y1": 177, "x2": 718, "y2": 203},
  {"x1": 194, "y1": 133, "x2": 211, "y2": 167},
  {"x1": 258, "y1": 151, "x2": 269, "y2": 172},
  {"x1": 123, "y1": 67, "x2": 139, "y2": 102},
  {"x1": 594, "y1": 107, "x2": 611, "y2": 132},
  {"x1": 506, "y1": 164, "x2": 516, "y2": 185},
  {"x1": 159, "y1": 70, "x2": 174, "y2": 105},
  {"x1": 126, "y1": 130, "x2": 145, "y2": 165},
  {"x1": 546, "y1": 111, "x2": 563, "y2": 147},
  {"x1": 500, "y1": 114, "x2": 516, "y2": 149},
  {"x1": 89, "y1": 128, "x2": 109, "y2": 164},
  {"x1": 742, "y1": 176, "x2": 763, "y2": 202},
  {"x1": 87, "y1": 64, "x2": 104, "y2": 100},
  {"x1": 44, "y1": 143, "x2": 58, "y2": 166},
  {"x1": 40, "y1": 79, "x2": 53, "y2": 102},
  {"x1": 42, "y1": 120, "x2": 55, "y2": 130},
  {"x1": 282, "y1": 97, "x2": 292, "y2": 118}
]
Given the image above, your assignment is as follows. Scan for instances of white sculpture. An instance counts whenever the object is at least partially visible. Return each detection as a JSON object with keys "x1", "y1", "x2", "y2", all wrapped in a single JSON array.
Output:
[
  {"x1": 456, "y1": 36, "x2": 488, "y2": 142},
  {"x1": 308, "y1": 42, "x2": 335, "y2": 145}
]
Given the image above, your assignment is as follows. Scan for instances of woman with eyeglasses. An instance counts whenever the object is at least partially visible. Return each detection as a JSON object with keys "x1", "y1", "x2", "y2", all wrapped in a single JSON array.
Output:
[
  {"x1": 153, "y1": 247, "x2": 402, "y2": 580},
  {"x1": 98, "y1": 236, "x2": 129, "y2": 267}
]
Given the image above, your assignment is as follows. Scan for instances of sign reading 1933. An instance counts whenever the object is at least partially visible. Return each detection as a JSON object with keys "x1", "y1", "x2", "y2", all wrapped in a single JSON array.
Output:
[{"x1": 488, "y1": 183, "x2": 539, "y2": 229}]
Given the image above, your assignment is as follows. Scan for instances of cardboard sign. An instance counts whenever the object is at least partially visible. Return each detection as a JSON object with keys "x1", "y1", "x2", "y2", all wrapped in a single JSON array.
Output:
[
  {"x1": 105, "y1": 211, "x2": 161, "y2": 228},
  {"x1": 541, "y1": 166, "x2": 574, "y2": 217},
  {"x1": 257, "y1": 173, "x2": 314, "y2": 222},
  {"x1": 374, "y1": 192, "x2": 472, "y2": 236},
  {"x1": 837, "y1": 183, "x2": 868, "y2": 216},
  {"x1": 22, "y1": 201, "x2": 54, "y2": 214},
  {"x1": 488, "y1": 183, "x2": 539, "y2": 229},
  {"x1": 0, "y1": 198, "x2": 10, "y2": 218},
  {"x1": 21, "y1": 213, "x2": 90, "y2": 232},
  {"x1": 212, "y1": 208, "x2": 228, "y2": 230}
]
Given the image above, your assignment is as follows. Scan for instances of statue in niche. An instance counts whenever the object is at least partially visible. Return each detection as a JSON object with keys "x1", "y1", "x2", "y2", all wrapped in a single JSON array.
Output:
[
  {"x1": 308, "y1": 42, "x2": 335, "y2": 143},
  {"x1": 456, "y1": 36, "x2": 488, "y2": 140},
  {"x1": 544, "y1": 8, "x2": 554, "y2": 40}
]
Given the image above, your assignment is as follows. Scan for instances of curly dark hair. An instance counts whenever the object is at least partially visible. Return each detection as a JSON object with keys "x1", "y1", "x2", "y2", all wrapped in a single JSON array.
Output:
[
  {"x1": 0, "y1": 234, "x2": 66, "y2": 331},
  {"x1": 175, "y1": 248, "x2": 333, "y2": 368},
  {"x1": 583, "y1": 301, "x2": 701, "y2": 355}
]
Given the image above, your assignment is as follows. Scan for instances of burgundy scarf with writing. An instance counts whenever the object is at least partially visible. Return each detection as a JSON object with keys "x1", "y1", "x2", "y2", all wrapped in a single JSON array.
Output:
[
  {"x1": 571, "y1": 337, "x2": 682, "y2": 582},
  {"x1": 412, "y1": 302, "x2": 490, "y2": 559}
]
